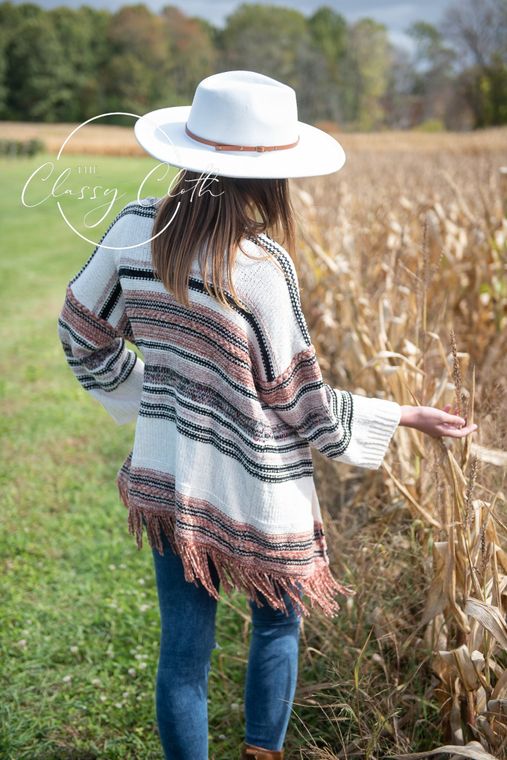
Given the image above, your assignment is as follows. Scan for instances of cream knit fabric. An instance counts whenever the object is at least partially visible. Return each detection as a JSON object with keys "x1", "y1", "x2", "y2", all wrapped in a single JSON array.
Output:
[{"x1": 57, "y1": 198, "x2": 401, "y2": 618}]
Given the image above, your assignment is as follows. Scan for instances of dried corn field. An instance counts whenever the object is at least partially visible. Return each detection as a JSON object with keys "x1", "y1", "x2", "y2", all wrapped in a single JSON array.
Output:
[{"x1": 285, "y1": 130, "x2": 507, "y2": 759}]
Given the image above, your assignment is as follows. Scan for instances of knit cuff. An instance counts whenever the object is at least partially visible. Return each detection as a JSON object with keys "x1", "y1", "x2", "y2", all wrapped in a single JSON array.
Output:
[
  {"x1": 88, "y1": 355, "x2": 145, "y2": 425},
  {"x1": 331, "y1": 390, "x2": 401, "y2": 470}
]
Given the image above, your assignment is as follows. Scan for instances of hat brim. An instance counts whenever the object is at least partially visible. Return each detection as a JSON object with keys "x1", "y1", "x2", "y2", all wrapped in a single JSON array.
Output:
[{"x1": 134, "y1": 106, "x2": 346, "y2": 179}]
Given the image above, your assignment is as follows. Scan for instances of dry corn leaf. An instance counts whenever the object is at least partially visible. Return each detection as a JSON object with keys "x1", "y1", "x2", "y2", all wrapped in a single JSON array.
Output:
[
  {"x1": 493, "y1": 545, "x2": 507, "y2": 575},
  {"x1": 382, "y1": 460, "x2": 441, "y2": 527},
  {"x1": 471, "y1": 650, "x2": 485, "y2": 670},
  {"x1": 450, "y1": 675, "x2": 464, "y2": 743},
  {"x1": 426, "y1": 330, "x2": 452, "y2": 370},
  {"x1": 445, "y1": 524, "x2": 471, "y2": 633},
  {"x1": 465, "y1": 598, "x2": 507, "y2": 650},
  {"x1": 487, "y1": 657, "x2": 506, "y2": 678},
  {"x1": 487, "y1": 698, "x2": 507, "y2": 716},
  {"x1": 470, "y1": 443, "x2": 507, "y2": 467},
  {"x1": 421, "y1": 542, "x2": 450, "y2": 625},
  {"x1": 360, "y1": 350, "x2": 425, "y2": 375},
  {"x1": 476, "y1": 715, "x2": 498, "y2": 745},
  {"x1": 298, "y1": 227, "x2": 342, "y2": 274},
  {"x1": 491, "y1": 668, "x2": 507, "y2": 701},
  {"x1": 385, "y1": 739, "x2": 498, "y2": 759},
  {"x1": 468, "y1": 618, "x2": 487, "y2": 657},
  {"x1": 420, "y1": 575, "x2": 446, "y2": 625},
  {"x1": 403, "y1": 338, "x2": 421, "y2": 356},
  {"x1": 476, "y1": 684, "x2": 488, "y2": 714},
  {"x1": 438, "y1": 645, "x2": 483, "y2": 691},
  {"x1": 470, "y1": 651, "x2": 489, "y2": 694},
  {"x1": 428, "y1": 371, "x2": 453, "y2": 408},
  {"x1": 432, "y1": 651, "x2": 452, "y2": 685}
]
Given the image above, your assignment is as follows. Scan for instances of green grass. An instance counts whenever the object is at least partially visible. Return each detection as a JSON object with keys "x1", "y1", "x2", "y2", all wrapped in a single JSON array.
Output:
[{"x1": 0, "y1": 152, "x2": 263, "y2": 760}]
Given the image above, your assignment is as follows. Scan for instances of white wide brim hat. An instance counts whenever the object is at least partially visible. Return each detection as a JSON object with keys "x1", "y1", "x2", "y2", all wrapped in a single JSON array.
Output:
[{"x1": 134, "y1": 70, "x2": 346, "y2": 179}]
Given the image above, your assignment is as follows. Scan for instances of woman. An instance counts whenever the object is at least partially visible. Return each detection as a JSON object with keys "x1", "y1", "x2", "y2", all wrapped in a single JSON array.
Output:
[{"x1": 57, "y1": 71, "x2": 478, "y2": 760}]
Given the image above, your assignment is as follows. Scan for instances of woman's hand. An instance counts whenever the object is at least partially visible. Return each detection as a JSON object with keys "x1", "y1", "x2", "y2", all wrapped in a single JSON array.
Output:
[{"x1": 399, "y1": 403, "x2": 478, "y2": 439}]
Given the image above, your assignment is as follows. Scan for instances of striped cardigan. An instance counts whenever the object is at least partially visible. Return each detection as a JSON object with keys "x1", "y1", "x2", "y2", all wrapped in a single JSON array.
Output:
[{"x1": 57, "y1": 198, "x2": 401, "y2": 619}]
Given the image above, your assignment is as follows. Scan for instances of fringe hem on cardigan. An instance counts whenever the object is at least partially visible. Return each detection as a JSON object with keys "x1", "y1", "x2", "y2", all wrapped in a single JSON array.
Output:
[{"x1": 117, "y1": 476, "x2": 356, "y2": 620}]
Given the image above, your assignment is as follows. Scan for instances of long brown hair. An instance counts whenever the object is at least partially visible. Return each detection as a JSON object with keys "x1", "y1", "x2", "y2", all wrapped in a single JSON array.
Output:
[{"x1": 151, "y1": 169, "x2": 298, "y2": 312}]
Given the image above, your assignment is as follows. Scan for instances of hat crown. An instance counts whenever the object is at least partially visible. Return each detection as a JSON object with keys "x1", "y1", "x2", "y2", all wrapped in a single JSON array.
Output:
[{"x1": 186, "y1": 70, "x2": 299, "y2": 148}]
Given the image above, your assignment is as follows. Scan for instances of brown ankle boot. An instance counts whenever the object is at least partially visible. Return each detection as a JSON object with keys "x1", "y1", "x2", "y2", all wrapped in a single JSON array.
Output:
[{"x1": 240, "y1": 741, "x2": 285, "y2": 759}]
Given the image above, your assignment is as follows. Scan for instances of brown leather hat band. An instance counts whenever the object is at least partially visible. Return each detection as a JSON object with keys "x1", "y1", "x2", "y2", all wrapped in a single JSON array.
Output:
[{"x1": 185, "y1": 123, "x2": 299, "y2": 153}]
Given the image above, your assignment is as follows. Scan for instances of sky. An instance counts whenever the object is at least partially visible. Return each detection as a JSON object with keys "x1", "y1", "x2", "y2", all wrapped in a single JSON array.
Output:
[{"x1": 10, "y1": 0, "x2": 450, "y2": 51}]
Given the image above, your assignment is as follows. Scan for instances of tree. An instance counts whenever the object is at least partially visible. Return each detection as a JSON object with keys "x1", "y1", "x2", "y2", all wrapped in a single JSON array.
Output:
[
  {"x1": 0, "y1": 1, "x2": 42, "y2": 26},
  {"x1": 6, "y1": 14, "x2": 74, "y2": 121},
  {"x1": 342, "y1": 19, "x2": 391, "y2": 130},
  {"x1": 218, "y1": 3, "x2": 333, "y2": 123},
  {"x1": 382, "y1": 44, "x2": 419, "y2": 129},
  {"x1": 307, "y1": 5, "x2": 347, "y2": 79},
  {"x1": 219, "y1": 4, "x2": 308, "y2": 86},
  {"x1": 306, "y1": 6, "x2": 348, "y2": 123},
  {"x1": 103, "y1": 4, "x2": 172, "y2": 117},
  {"x1": 0, "y1": 28, "x2": 7, "y2": 116},
  {"x1": 103, "y1": 52, "x2": 155, "y2": 115},
  {"x1": 441, "y1": 0, "x2": 507, "y2": 126},
  {"x1": 442, "y1": 0, "x2": 506, "y2": 69},
  {"x1": 160, "y1": 5, "x2": 217, "y2": 101},
  {"x1": 406, "y1": 21, "x2": 457, "y2": 125},
  {"x1": 0, "y1": 2, "x2": 42, "y2": 118},
  {"x1": 48, "y1": 6, "x2": 111, "y2": 121}
]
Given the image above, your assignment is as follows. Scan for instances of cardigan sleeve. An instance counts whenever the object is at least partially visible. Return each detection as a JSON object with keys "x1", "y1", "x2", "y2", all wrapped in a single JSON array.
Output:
[
  {"x1": 56, "y1": 203, "x2": 145, "y2": 425},
  {"x1": 250, "y1": 239, "x2": 401, "y2": 470}
]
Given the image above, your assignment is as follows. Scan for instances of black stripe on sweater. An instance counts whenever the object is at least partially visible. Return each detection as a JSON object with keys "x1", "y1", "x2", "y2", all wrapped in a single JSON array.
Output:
[
  {"x1": 69, "y1": 201, "x2": 157, "y2": 288},
  {"x1": 119, "y1": 266, "x2": 276, "y2": 381},
  {"x1": 138, "y1": 400, "x2": 315, "y2": 482}
]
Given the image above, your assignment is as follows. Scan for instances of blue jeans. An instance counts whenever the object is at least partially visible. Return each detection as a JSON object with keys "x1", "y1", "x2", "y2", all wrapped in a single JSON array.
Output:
[{"x1": 149, "y1": 527, "x2": 303, "y2": 759}]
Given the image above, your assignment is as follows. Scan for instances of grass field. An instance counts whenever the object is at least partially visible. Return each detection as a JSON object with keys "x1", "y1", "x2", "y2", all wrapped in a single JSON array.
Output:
[
  {"x1": 0, "y1": 153, "x2": 258, "y2": 760},
  {"x1": 2, "y1": 128, "x2": 507, "y2": 760}
]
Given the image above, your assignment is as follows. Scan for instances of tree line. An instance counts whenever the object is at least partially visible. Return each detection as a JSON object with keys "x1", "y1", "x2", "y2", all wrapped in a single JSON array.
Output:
[{"x1": 0, "y1": 0, "x2": 506, "y2": 130}]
